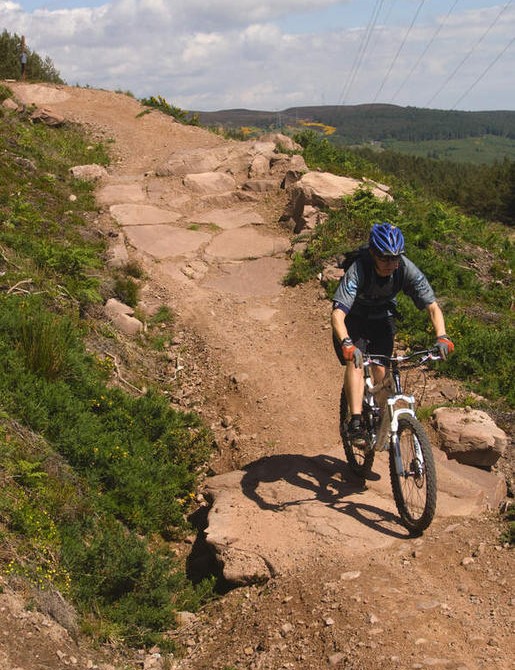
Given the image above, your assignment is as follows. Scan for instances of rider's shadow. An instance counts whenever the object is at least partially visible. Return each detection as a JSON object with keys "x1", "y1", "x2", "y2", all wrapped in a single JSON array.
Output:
[{"x1": 240, "y1": 453, "x2": 408, "y2": 539}]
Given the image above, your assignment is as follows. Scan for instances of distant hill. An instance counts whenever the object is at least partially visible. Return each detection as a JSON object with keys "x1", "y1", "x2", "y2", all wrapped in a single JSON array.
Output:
[{"x1": 196, "y1": 104, "x2": 515, "y2": 145}]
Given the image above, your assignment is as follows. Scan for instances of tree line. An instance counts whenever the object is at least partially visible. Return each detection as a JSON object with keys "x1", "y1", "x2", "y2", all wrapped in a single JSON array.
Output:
[
  {"x1": 198, "y1": 104, "x2": 515, "y2": 145},
  {"x1": 352, "y1": 145, "x2": 515, "y2": 225},
  {"x1": 298, "y1": 105, "x2": 515, "y2": 143}
]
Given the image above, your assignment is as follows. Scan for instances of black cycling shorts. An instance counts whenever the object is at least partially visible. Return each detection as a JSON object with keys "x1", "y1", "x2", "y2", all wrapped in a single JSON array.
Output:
[{"x1": 333, "y1": 313, "x2": 396, "y2": 366}]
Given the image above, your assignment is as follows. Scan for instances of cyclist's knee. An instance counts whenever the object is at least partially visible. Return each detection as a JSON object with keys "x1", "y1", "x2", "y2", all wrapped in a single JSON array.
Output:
[{"x1": 344, "y1": 363, "x2": 364, "y2": 389}]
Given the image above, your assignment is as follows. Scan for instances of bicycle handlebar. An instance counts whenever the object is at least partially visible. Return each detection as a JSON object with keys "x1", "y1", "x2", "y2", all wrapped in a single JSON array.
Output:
[{"x1": 363, "y1": 349, "x2": 441, "y2": 367}]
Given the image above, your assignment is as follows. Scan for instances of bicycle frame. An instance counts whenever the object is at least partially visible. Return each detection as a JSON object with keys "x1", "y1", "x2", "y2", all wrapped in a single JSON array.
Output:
[{"x1": 362, "y1": 351, "x2": 440, "y2": 469}]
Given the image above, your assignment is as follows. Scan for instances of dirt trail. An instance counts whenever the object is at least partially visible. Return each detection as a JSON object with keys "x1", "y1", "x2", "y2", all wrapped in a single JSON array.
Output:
[{"x1": 5, "y1": 83, "x2": 514, "y2": 670}]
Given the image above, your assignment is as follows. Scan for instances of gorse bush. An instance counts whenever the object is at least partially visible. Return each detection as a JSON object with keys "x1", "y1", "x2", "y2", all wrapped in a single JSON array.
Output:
[
  {"x1": 61, "y1": 517, "x2": 211, "y2": 648},
  {"x1": 295, "y1": 129, "x2": 375, "y2": 179},
  {"x1": 0, "y1": 413, "x2": 213, "y2": 648},
  {"x1": 0, "y1": 298, "x2": 213, "y2": 534},
  {"x1": 442, "y1": 313, "x2": 514, "y2": 404}
]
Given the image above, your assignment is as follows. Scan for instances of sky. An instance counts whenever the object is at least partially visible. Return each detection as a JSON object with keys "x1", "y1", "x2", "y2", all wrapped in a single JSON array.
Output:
[{"x1": 1, "y1": 0, "x2": 514, "y2": 112}]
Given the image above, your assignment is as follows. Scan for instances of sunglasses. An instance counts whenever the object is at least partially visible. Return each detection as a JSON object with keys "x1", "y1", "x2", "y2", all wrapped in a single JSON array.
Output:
[{"x1": 374, "y1": 252, "x2": 401, "y2": 263}]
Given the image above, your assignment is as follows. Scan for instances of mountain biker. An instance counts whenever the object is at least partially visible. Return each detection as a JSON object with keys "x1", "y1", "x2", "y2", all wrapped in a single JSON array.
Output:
[{"x1": 331, "y1": 222, "x2": 454, "y2": 442}]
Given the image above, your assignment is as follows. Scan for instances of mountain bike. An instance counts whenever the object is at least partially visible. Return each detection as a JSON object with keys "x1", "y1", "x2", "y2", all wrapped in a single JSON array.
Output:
[{"x1": 340, "y1": 349, "x2": 440, "y2": 535}]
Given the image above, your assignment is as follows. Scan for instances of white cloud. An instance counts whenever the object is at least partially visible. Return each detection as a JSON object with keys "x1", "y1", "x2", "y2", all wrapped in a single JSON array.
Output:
[
  {"x1": 1, "y1": 1, "x2": 21, "y2": 9},
  {"x1": 0, "y1": 1, "x2": 513, "y2": 111},
  {"x1": 170, "y1": 0, "x2": 343, "y2": 29},
  {"x1": 181, "y1": 32, "x2": 228, "y2": 68}
]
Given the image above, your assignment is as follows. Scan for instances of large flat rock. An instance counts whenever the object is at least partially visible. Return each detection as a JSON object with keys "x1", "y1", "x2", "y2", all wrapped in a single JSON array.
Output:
[
  {"x1": 205, "y1": 228, "x2": 290, "y2": 260},
  {"x1": 203, "y1": 258, "x2": 289, "y2": 296},
  {"x1": 204, "y1": 446, "x2": 506, "y2": 585},
  {"x1": 124, "y1": 225, "x2": 211, "y2": 259},
  {"x1": 97, "y1": 183, "x2": 146, "y2": 205},
  {"x1": 110, "y1": 204, "x2": 182, "y2": 226},
  {"x1": 189, "y1": 207, "x2": 264, "y2": 229},
  {"x1": 9, "y1": 83, "x2": 70, "y2": 105}
]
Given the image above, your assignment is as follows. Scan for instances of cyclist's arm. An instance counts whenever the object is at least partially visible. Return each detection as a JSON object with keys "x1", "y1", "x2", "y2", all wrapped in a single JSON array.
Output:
[
  {"x1": 426, "y1": 301, "x2": 447, "y2": 338},
  {"x1": 331, "y1": 261, "x2": 361, "y2": 343},
  {"x1": 401, "y1": 257, "x2": 436, "y2": 309},
  {"x1": 331, "y1": 305, "x2": 349, "y2": 343}
]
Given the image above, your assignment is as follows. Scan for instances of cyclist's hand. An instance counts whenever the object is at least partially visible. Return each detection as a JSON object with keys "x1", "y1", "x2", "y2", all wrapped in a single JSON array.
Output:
[
  {"x1": 434, "y1": 335, "x2": 454, "y2": 360},
  {"x1": 341, "y1": 338, "x2": 363, "y2": 368}
]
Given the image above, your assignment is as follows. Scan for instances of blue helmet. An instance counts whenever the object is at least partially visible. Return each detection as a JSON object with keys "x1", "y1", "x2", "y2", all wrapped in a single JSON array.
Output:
[{"x1": 369, "y1": 222, "x2": 405, "y2": 256}]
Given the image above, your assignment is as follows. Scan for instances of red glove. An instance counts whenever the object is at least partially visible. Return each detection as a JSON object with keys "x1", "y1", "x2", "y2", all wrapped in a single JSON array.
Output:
[
  {"x1": 435, "y1": 335, "x2": 454, "y2": 360},
  {"x1": 341, "y1": 338, "x2": 363, "y2": 368}
]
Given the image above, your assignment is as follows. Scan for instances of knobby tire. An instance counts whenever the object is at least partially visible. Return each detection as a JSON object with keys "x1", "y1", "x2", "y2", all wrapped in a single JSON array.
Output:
[
  {"x1": 389, "y1": 414, "x2": 437, "y2": 535},
  {"x1": 340, "y1": 384, "x2": 375, "y2": 478}
]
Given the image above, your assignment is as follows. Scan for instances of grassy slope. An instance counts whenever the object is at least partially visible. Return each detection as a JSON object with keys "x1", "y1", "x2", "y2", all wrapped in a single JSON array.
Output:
[{"x1": 0, "y1": 85, "x2": 214, "y2": 650}]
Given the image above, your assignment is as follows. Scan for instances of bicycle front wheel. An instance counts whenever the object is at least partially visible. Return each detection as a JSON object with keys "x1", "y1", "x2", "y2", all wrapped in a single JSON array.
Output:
[
  {"x1": 340, "y1": 384, "x2": 375, "y2": 478},
  {"x1": 389, "y1": 414, "x2": 437, "y2": 535}
]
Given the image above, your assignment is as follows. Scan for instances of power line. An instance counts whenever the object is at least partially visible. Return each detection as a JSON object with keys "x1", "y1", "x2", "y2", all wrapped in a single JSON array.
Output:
[
  {"x1": 390, "y1": 0, "x2": 460, "y2": 104},
  {"x1": 380, "y1": 0, "x2": 398, "y2": 30},
  {"x1": 338, "y1": 0, "x2": 383, "y2": 105},
  {"x1": 451, "y1": 35, "x2": 515, "y2": 109},
  {"x1": 338, "y1": 0, "x2": 385, "y2": 105},
  {"x1": 357, "y1": 0, "x2": 398, "y2": 81},
  {"x1": 341, "y1": 0, "x2": 386, "y2": 104},
  {"x1": 426, "y1": 0, "x2": 513, "y2": 107},
  {"x1": 373, "y1": 0, "x2": 427, "y2": 103}
]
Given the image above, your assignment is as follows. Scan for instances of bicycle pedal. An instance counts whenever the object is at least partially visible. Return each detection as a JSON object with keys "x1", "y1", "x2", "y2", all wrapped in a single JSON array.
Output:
[{"x1": 352, "y1": 436, "x2": 370, "y2": 450}]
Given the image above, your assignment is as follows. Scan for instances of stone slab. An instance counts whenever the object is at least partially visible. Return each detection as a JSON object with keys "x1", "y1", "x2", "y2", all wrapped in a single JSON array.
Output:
[
  {"x1": 97, "y1": 183, "x2": 146, "y2": 205},
  {"x1": 190, "y1": 207, "x2": 264, "y2": 229},
  {"x1": 205, "y1": 228, "x2": 290, "y2": 261},
  {"x1": 124, "y1": 225, "x2": 211, "y2": 259},
  {"x1": 203, "y1": 258, "x2": 289, "y2": 296},
  {"x1": 204, "y1": 445, "x2": 506, "y2": 585},
  {"x1": 10, "y1": 83, "x2": 70, "y2": 105},
  {"x1": 110, "y1": 204, "x2": 182, "y2": 226}
]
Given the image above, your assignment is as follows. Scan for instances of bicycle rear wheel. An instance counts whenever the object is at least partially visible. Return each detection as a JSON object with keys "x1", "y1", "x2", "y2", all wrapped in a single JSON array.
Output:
[
  {"x1": 389, "y1": 414, "x2": 437, "y2": 535},
  {"x1": 339, "y1": 384, "x2": 375, "y2": 477}
]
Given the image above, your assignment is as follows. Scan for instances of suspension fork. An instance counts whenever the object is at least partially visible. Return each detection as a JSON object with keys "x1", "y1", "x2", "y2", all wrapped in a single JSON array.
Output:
[{"x1": 387, "y1": 395, "x2": 418, "y2": 475}]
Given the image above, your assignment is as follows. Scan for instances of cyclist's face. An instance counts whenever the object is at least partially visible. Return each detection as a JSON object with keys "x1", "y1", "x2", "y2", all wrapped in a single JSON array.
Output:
[{"x1": 372, "y1": 251, "x2": 401, "y2": 276}]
